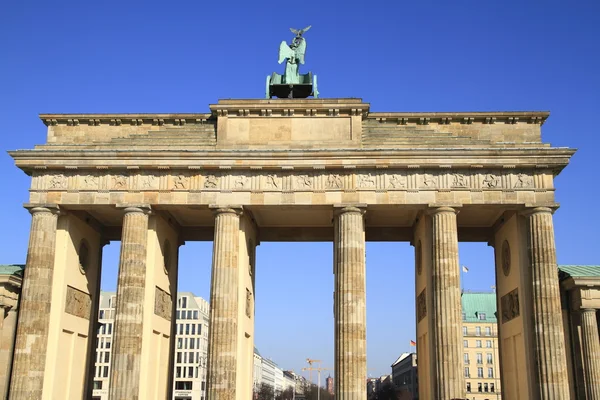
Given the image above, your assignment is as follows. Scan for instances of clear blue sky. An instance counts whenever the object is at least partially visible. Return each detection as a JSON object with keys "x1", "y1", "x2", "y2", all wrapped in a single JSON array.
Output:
[{"x1": 1, "y1": 0, "x2": 599, "y2": 381}]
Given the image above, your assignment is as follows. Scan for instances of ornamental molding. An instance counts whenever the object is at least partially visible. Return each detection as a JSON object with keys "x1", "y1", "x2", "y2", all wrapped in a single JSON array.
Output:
[{"x1": 31, "y1": 168, "x2": 543, "y2": 193}]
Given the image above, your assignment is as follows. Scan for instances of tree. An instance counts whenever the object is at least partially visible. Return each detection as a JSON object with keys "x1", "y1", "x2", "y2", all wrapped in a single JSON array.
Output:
[
  {"x1": 276, "y1": 387, "x2": 294, "y2": 400},
  {"x1": 376, "y1": 381, "x2": 400, "y2": 400},
  {"x1": 304, "y1": 383, "x2": 334, "y2": 400},
  {"x1": 254, "y1": 383, "x2": 275, "y2": 400}
]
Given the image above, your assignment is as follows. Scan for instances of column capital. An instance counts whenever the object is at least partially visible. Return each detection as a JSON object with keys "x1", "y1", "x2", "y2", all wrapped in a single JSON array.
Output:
[
  {"x1": 521, "y1": 204, "x2": 559, "y2": 216},
  {"x1": 426, "y1": 204, "x2": 460, "y2": 215},
  {"x1": 23, "y1": 204, "x2": 60, "y2": 216},
  {"x1": 209, "y1": 205, "x2": 243, "y2": 216},
  {"x1": 582, "y1": 308, "x2": 598, "y2": 314},
  {"x1": 116, "y1": 203, "x2": 151, "y2": 215},
  {"x1": 333, "y1": 204, "x2": 366, "y2": 216}
]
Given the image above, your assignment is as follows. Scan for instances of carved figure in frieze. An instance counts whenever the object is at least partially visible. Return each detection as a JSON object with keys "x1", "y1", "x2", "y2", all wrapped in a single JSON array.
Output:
[
  {"x1": 234, "y1": 176, "x2": 247, "y2": 189},
  {"x1": 482, "y1": 173, "x2": 500, "y2": 188},
  {"x1": 514, "y1": 173, "x2": 533, "y2": 189},
  {"x1": 48, "y1": 174, "x2": 67, "y2": 189},
  {"x1": 172, "y1": 174, "x2": 188, "y2": 189},
  {"x1": 141, "y1": 175, "x2": 157, "y2": 189},
  {"x1": 423, "y1": 174, "x2": 437, "y2": 188},
  {"x1": 204, "y1": 175, "x2": 218, "y2": 189},
  {"x1": 452, "y1": 173, "x2": 468, "y2": 188},
  {"x1": 266, "y1": 174, "x2": 279, "y2": 189},
  {"x1": 358, "y1": 173, "x2": 376, "y2": 188},
  {"x1": 327, "y1": 174, "x2": 343, "y2": 189},
  {"x1": 82, "y1": 174, "x2": 99, "y2": 189},
  {"x1": 417, "y1": 289, "x2": 427, "y2": 322},
  {"x1": 296, "y1": 174, "x2": 313, "y2": 189},
  {"x1": 112, "y1": 174, "x2": 128, "y2": 190},
  {"x1": 388, "y1": 174, "x2": 406, "y2": 189}
]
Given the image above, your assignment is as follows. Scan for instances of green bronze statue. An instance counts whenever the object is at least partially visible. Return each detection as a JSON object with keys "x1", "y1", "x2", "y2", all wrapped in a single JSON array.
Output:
[{"x1": 266, "y1": 26, "x2": 319, "y2": 99}]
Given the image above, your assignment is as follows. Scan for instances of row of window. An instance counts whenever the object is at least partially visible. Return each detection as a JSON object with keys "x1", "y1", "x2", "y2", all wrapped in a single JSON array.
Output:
[
  {"x1": 464, "y1": 353, "x2": 493, "y2": 364},
  {"x1": 177, "y1": 323, "x2": 202, "y2": 336},
  {"x1": 464, "y1": 339, "x2": 493, "y2": 348},
  {"x1": 177, "y1": 310, "x2": 200, "y2": 320},
  {"x1": 462, "y1": 312, "x2": 488, "y2": 321},
  {"x1": 463, "y1": 326, "x2": 493, "y2": 336},
  {"x1": 97, "y1": 337, "x2": 112, "y2": 349},
  {"x1": 176, "y1": 351, "x2": 206, "y2": 365},
  {"x1": 175, "y1": 366, "x2": 200, "y2": 379},
  {"x1": 97, "y1": 322, "x2": 113, "y2": 335},
  {"x1": 98, "y1": 309, "x2": 114, "y2": 320},
  {"x1": 466, "y1": 382, "x2": 496, "y2": 393},
  {"x1": 177, "y1": 337, "x2": 202, "y2": 350},
  {"x1": 95, "y1": 365, "x2": 109, "y2": 378},
  {"x1": 96, "y1": 351, "x2": 110, "y2": 364},
  {"x1": 464, "y1": 367, "x2": 494, "y2": 378}
]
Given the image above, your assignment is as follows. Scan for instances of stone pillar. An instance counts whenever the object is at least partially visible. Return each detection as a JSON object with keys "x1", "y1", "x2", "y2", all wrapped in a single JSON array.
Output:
[
  {"x1": 9, "y1": 205, "x2": 59, "y2": 398},
  {"x1": 334, "y1": 206, "x2": 367, "y2": 400},
  {"x1": 429, "y1": 206, "x2": 464, "y2": 400},
  {"x1": 0, "y1": 307, "x2": 18, "y2": 399},
  {"x1": 109, "y1": 206, "x2": 151, "y2": 400},
  {"x1": 526, "y1": 207, "x2": 570, "y2": 399},
  {"x1": 580, "y1": 308, "x2": 600, "y2": 399},
  {"x1": 207, "y1": 207, "x2": 242, "y2": 400}
]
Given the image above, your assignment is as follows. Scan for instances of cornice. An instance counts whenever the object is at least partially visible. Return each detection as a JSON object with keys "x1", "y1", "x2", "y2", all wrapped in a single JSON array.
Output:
[
  {"x1": 39, "y1": 113, "x2": 214, "y2": 127},
  {"x1": 367, "y1": 111, "x2": 550, "y2": 126}
]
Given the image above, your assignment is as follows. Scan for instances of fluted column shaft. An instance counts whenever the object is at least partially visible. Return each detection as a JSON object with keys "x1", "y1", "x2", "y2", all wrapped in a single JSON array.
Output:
[
  {"x1": 207, "y1": 207, "x2": 242, "y2": 400},
  {"x1": 527, "y1": 207, "x2": 570, "y2": 399},
  {"x1": 0, "y1": 307, "x2": 18, "y2": 399},
  {"x1": 9, "y1": 206, "x2": 59, "y2": 398},
  {"x1": 109, "y1": 206, "x2": 150, "y2": 400},
  {"x1": 430, "y1": 206, "x2": 464, "y2": 400},
  {"x1": 581, "y1": 309, "x2": 600, "y2": 399},
  {"x1": 334, "y1": 206, "x2": 366, "y2": 400}
]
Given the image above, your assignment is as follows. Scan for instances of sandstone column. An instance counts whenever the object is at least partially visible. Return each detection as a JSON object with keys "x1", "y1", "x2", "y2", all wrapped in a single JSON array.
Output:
[
  {"x1": 429, "y1": 206, "x2": 464, "y2": 400},
  {"x1": 9, "y1": 205, "x2": 59, "y2": 398},
  {"x1": 109, "y1": 206, "x2": 151, "y2": 400},
  {"x1": 207, "y1": 207, "x2": 242, "y2": 400},
  {"x1": 0, "y1": 307, "x2": 18, "y2": 399},
  {"x1": 580, "y1": 308, "x2": 600, "y2": 399},
  {"x1": 526, "y1": 207, "x2": 570, "y2": 399},
  {"x1": 334, "y1": 206, "x2": 367, "y2": 400}
]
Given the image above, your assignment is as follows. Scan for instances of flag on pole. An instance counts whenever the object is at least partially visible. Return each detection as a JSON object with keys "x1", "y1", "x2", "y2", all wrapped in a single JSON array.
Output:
[
  {"x1": 410, "y1": 340, "x2": 416, "y2": 347},
  {"x1": 462, "y1": 265, "x2": 469, "y2": 273}
]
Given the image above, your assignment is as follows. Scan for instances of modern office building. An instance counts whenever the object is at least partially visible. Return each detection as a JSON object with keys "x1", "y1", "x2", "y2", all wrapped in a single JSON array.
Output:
[{"x1": 391, "y1": 352, "x2": 418, "y2": 399}]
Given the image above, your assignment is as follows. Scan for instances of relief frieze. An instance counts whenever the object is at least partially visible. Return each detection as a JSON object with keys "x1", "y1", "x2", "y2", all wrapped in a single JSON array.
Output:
[{"x1": 35, "y1": 169, "x2": 542, "y2": 193}]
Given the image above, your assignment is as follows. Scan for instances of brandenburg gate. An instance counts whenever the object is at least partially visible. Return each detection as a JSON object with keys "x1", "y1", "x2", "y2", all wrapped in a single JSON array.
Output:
[{"x1": 9, "y1": 98, "x2": 574, "y2": 399}]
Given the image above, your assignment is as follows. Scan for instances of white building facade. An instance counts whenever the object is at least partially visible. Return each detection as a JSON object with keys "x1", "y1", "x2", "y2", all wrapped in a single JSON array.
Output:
[{"x1": 91, "y1": 292, "x2": 209, "y2": 400}]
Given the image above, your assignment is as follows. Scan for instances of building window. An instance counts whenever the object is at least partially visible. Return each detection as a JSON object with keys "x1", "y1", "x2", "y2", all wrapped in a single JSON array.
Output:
[
  {"x1": 486, "y1": 340, "x2": 492, "y2": 348},
  {"x1": 464, "y1": 353, "x2": 469, "y2": 364},
  {"x1": 99, "y1": 310, "x2": 104, "y2": 319},
  {"x1": 189, "y1": 366, "x2": 194, "y2": 377},
  {"x1": 462, "y1": 312, "x2": 466, "y2": 321},
  {"x1": 466, "y1": 382, "x2": 471, "y2": 392},
  {"x1": 476, "y1": 340, "x2": 482, "y2": 348},
  {"x1": 186, "y1": 324, "x2": 190, "y2": 335},
  {"x1": 479, "y1": 312, "x2": 486, "y2": 320},
  {"x1": 192, "y1": 324, "x2": 196, "y2": 335},
  {"x1": 463, "y1": 340, "x2": 468, "y2": 348},
  {"x1": 107, "y1": 324, "x2": 112, "y2": 335},
  {"x1": 485, "y1": 326, "x2": 491, "y2": 336},
  {"x1": 487, "y1": 353, "x2": 493, "y2": 364},
  {"x1": 176, "y1": 367, "x2": 181, "y2": 378},
  {"x1": 488, "y1": 367, "x2": 494, "y2": 378},
  {"x1": 463, "y1": 327, "x2": 468, "y2": 336},
  {"x1": 477, "y1": 367, "x2": 483, "y2": 378},
  {"x1": 476, "y1": 353, "x2": 482, "y2": 364},
  {"x1": 103, "y1": 366, "x2": 109, "y2": 378},
  {"x1": 175, "y1": 381, "x2": 193, "y2": 390},
  {"x1": 187, "y1": 310, "x2": 192, "y2": 319},
  {"x1": 176, "y1": 310, "x2": 180, "y2": 320},
  {"x1": 104, "y1": 352, "x2": 109, "y2": 363},
  {"x1": 491, "y1": 383, "x2": 495, "y2": 392},
  {"x1": 182, "y1": 297, "x2": 188, "y2": 308},
  {"x1": 484, "y1": 383, "x2": 489, "y2": 392},
  {"x1": 194, "y1": 310, "x2": 199, "y2": 319},
  {"x1": 177, "y1": 338, "x2": 183, "y2": 349},
  {"x1": 198, "y1": 324, "x2": 202, "y2": 335},
  {"x1": 190, "y1": 339, "x2": 195, "y2": 349},
  {"x1": 476, "y1": 327, "x2": 481, "y2": 336},
  {"x1": 93, "y1": 381, "x2": 102, "y2": 390},
  {"x1": 105, "y1": 340, "x2": 111, "y2": 349},
  {"x1": 464, "y1": 367, "x2": 470, "y2": 378},
  {"x1": 478, "y1": 383, "x2": 482, "y2": 392}
]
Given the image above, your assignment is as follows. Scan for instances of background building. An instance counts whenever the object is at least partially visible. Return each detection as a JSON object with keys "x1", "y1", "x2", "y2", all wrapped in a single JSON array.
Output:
[
  {"x1": 91, "y1": 292, "x2": 210, "y2": 400},
  {"x1": 391, "y1": 352, "x2": 418, "y2": 399},
  {"x1": 325, "y1": 374, "x2": 333, "y2": 395},
  {"x1": 461, "y1": 292, "x2": 502, "y2": 399}
]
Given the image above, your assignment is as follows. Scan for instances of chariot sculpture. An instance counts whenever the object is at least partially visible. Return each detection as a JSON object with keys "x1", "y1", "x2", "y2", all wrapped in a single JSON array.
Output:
[{"x1": 266, "y1": 26, "x2": 319, "y2": 99}]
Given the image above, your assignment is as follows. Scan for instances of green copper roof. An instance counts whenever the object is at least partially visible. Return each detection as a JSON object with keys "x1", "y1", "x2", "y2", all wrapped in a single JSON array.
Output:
[
  {"x1": 0, "y1": 265, "x2": 24, "y2": 276},
  {"x1": 461, "y1": 292, "x2": 497, "y2": 323},
  {"x1": 559, "y1": 265, "x2": 600, "y2": 278}
]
